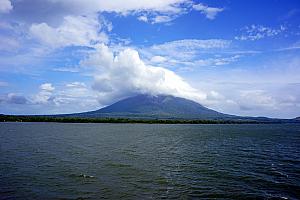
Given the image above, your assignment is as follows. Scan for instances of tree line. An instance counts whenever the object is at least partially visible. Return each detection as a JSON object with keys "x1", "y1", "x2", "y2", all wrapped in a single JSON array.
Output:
[{"x1": 0, "y1": 115, "x2": 266, "y2": 124}]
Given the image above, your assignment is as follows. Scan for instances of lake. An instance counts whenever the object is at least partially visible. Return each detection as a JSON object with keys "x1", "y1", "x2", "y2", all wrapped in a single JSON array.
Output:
[{"x1": 0, "y1": 123, "x2": 299, "y2": 199}]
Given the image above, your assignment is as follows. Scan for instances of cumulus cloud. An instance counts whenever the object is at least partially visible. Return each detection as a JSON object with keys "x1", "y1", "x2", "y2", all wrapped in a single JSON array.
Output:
[
  {"x1": 193, "y1": 3, "x2": 224, "y2": 20},
  {"x1": 30, "y1": 15, "x2": 108, "y2": 48},
  {"x1": 235, "y1": 25, "x2": 286, "y2": 41},
  {"x1": 33, "y1": 83, "x2": 55, "y2": 104},
  {"x1": 0, "y1": 0, "x2": 12, "y2": 13},
  {"x1": 82, "y1": 44, "x2": 207, "y2": 104}
]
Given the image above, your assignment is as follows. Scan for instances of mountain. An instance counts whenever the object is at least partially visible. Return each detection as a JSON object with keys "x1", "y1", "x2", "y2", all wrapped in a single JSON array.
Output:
[
  {"x1": 67, "y1": 94, "x2": 235, "y2": 120},
  {"x1": 59, "y1": 94, "x2": 298, "y2": 122}
]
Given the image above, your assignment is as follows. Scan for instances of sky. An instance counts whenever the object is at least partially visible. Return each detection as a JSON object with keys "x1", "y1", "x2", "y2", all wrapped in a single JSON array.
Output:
[{"x1": 0, "y1": 0, "x2": 300, "y2": 118}]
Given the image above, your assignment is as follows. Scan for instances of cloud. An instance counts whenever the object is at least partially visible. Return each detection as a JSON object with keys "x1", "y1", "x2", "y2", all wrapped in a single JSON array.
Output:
[
  {"x1": 147, "y1": 39, "x2": 231, "y2": 61},
  {"x1": 53, "y1": 0, "x2": 189, "y2": 14},
  {"x1": 30, "y1": 15, "x2": 108, "y2": 48},
  {"x1": 152, "y1": 15, "x2": 173, "y2": 24},
  {"x1": 7, "y1": 0, "x2": 223, "y2": 25},
  {"x1": 193, "y1": 3, "x2": 224, "y2": 20},
  {"x1": 235, "y1": 25, "x2": 286, "y2": 41},
  {"x1": 0, "y1": 93, "x2": 28, "y2": 104},
  {"x1": 9, "y1": 0, "x2": 191, "y2": 24},
  {"x1": 7, "y1": 93, "x2": 28, "y2": 104},
  {"x1": 138, "y1": 14, "x2": 178, "y2": 24},
  {"x1": 151, "y1": 39, "x2": 231, "y2": 53},
  {"x1": 0, "y1": 82, "x2": 100, "y2": 114},
  {"x1": 82, "y1": 44, "x2": 207, "y2": 104},
  {"x1": 177, "y1": 55, "x2": 241, "y2": 68},
  {"x1": 137, "y1": 14, "x2": 177, "y2": 24},
  {"x1": 0, "y1": 0, "x2": 12, "y2": 13},
  {"x1": 40, "y1": 83, "x2": 55, "y2": 91},
  {"x1": 137, "y1": 15, "x2": 148, "y2": 22},
  {"x1": 32, "y1": 82, "x2": 98, "y2": 109},
  {"x1": 0, "y1": 35, "x2": 20, "y2": 52},
  {"x1": 238, "y1": 90, "x2": 277, "y2": 110},
  {"x1": 51, "y1": 82, "x2": 99, "y2": 110},
  {"x1": 33, "y1": 83, "x2": 55, "y2": 104},
  {"x1": 147, "y1": 55, "x2": 241, "y2": 70},
  {"x1": 137, "y1": 13, "x2": 181, "y2": 24},
  {"x1": 275, "y1": 41, "x2": 300, "y2": 51},
  {"x1": 52, "y1": 66, "x2": 80, "y2": 73},
  {"x1": 141, "y1": 39, "x2": 236, "y2": 69},
  {"x1": 150, "y1": 55, "x2": 167, "y2": 63}
]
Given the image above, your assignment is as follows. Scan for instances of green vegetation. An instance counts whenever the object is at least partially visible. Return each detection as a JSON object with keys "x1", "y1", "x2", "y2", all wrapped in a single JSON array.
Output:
[{"x1": 0, "y1": 115, "x2": 270, "y2": 124}]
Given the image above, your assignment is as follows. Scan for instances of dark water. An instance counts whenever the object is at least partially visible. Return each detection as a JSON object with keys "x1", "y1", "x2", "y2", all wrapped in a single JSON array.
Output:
[{"x1": 0, "y1": 123, "x2": 300, "y2": 200}]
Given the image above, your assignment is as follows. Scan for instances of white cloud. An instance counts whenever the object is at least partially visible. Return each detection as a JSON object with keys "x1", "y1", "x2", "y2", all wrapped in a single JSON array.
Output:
[
  {"x1": 33, "y1": 83, "x2": 55, "y2": 104},
  {"x1": 152, "y1": 15, "x2": 173, "y2": 24},
  {"x1": 12, "y1": 0, "x2": 191, "y2": 24},
  {"x1": 9, "y1": 0, "x2": 223, "y2": 25},
  {"x1": 150, "y1": 55, "x2": 167, "y2": 63},
  {"x1": 52, "y1": 66, "x2": 80, "y2": 73},
  {"x1": 82, "y1": 44, "x2": 207, "y2": 105},
  {"x1": 137, "y1": 15, "x2": 148, "y2": 22},
  {"x1": 193, "y1": 3, "x2": 224, "y2": 20},
  {"x1": 141, "y1": 39, "x2": 235, "y2": 69},
  {"x1": 30, "y1": 15, "x2": 108, "y2": 48},
  {"x1": 0, "y1": 82, "x2": 100, "y2": 114},
  {"x1": 66, "y1": 82, "x2": 86, "y2": 88},
  {"x1": 40, "y1": 83, "x2": 55, "y2": 92},
  {"x1": 189, "y1": 55, "x2": 300, "y2": 118},
  {"x1": 235, "y1": 25, "x2": 286, "y2": 41},
  {"x1": 51, "y1": 0, "x2": 189, "y2": 14},
  {"x1": 52, "y1": 82, "x2": 99, "y2": 110},
  {"x1": 0, "y1": 0, "x2": 12, "y2": 13},
  {"x1": 238, "y1": 90, "x2": 278, "y2": 110},
  {"x1": 151, "y1": 39, "x2": 231, "y2": 53},
  {"x1": 177, "y1": 55, "x2": 241, "y2": 68},
  {"x1": 0, "y1": 35, "x2": 20, "y2": 52},
  {"x1": 26, "y1": 82, "x2": 99, "y2": 113},
  {"x1": 275, "y1": 41, "x2": 300, "y2": 51},
  {"x1": 0, "y1": 93, "x2": 28, "y2": 104}
]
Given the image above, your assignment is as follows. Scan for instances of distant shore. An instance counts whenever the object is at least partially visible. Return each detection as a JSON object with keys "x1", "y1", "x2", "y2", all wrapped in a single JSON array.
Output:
[{"x1": 0, "y1": 115, "x2": 295, "y2": 124}]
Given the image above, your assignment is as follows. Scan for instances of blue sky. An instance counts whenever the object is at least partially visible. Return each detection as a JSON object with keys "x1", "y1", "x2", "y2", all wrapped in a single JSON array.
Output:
[{"x1": 0, "y1": 0, "x2": 300, "y2": 118}]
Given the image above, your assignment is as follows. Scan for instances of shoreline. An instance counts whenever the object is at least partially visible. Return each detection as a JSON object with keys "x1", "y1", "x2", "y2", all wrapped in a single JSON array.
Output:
[{"x1": 0, "y1": 115, "x2": 296, "y2": 124}]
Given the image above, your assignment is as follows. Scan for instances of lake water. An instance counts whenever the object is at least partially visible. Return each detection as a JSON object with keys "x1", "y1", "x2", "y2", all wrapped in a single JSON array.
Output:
[{"x1": 0, "y1": 123, "x2": 299, "y2": 199}]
